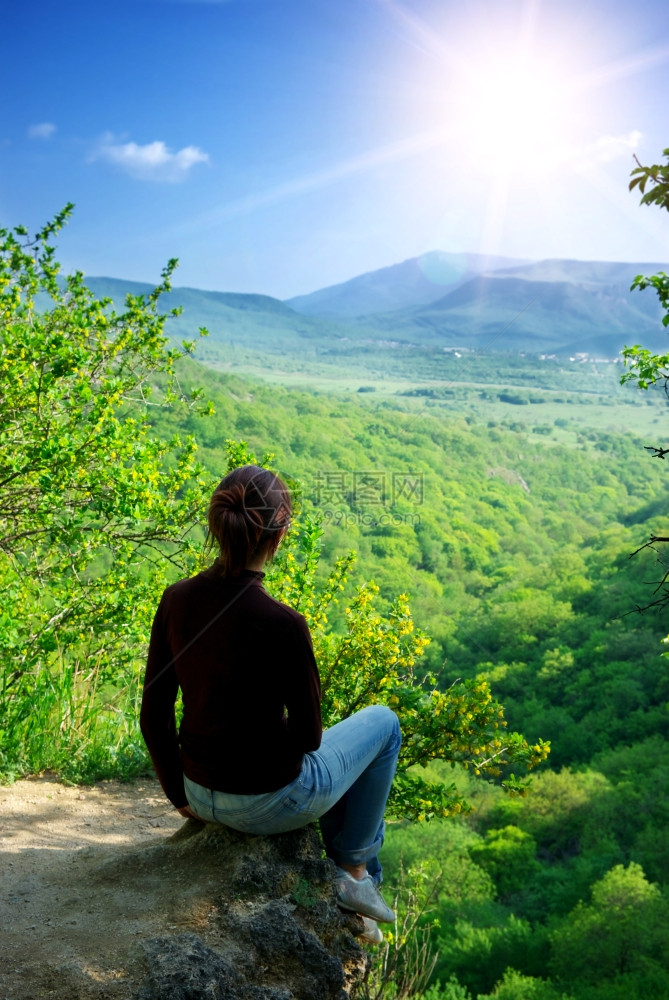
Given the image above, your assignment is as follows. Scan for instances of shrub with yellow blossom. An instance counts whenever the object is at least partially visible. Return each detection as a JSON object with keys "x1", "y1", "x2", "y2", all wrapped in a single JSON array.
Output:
[{"x1": 0, "y1": 208, "x2": 212, "y2": 777}]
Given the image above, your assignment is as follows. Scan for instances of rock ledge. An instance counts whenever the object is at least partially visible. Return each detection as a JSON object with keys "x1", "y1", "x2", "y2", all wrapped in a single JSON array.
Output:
[{"x1": 52, "y1": 820, "x2": 368, "y2": 999}]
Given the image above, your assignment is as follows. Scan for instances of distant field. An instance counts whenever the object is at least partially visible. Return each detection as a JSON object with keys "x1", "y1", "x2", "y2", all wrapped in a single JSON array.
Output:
[{"x1": 193, "y1": 340, "x2": 667, "y2": 442}]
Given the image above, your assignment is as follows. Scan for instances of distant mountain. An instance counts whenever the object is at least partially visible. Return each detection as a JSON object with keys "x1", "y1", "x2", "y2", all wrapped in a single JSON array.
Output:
[
  {"x1": 482, "y1": 258, "x2": 666, "y2": 288},
  {"x1": 82, "y1": 276, "x2": 343, "y2": 349},
  {"x1": 285, "y1": 251, "x2": 532, "y2": 319},
  {"x1": 361, "y1": 257, "x2": 669, "y2": 355},
  {"x1": 86, "y1": 276, "x2": 299, "y2": 322},
  {"x1": 75, "y1": 253, "x2": 669, "y2": 363}
]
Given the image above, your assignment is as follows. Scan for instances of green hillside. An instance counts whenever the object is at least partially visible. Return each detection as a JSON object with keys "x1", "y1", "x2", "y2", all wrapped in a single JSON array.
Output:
[{"x1": 83, "y1": 275, "x2": 350, "y2": 349}]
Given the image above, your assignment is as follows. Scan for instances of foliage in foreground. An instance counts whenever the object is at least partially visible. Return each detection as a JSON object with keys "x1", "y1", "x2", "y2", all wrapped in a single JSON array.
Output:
[
  {"x1": 620, "y1": 145, "x2": 669, "y2": 614},
  {"x1": 0, "y1": 206, "x2": 212, "y2": 779},
  {"x1": 2, "y1": 206, "x2": 668, "y2": 999},
  {"x1": 621, "y1": 146, "x2": 669, "y2": 392},
  {"x1": 0, "y1": 212, "x2": 547, "y2": 816}
]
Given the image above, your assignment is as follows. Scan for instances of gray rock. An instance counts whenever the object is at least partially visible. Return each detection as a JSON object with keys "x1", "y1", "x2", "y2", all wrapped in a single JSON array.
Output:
[
  {"x1": 246, "y1": 899, "x2": 344, "y2": 999},
  {"x1": 127, "y1": 823, "x2": 368, "y2": 1000},
  {"x1": 135, "y1": 933, "x2": 241, "y2": 999}
]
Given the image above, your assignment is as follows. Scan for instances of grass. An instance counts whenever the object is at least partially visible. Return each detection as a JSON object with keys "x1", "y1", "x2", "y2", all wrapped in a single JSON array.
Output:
[{"x1": 0, "y1": 648, "x2": 150, "y2": 785}]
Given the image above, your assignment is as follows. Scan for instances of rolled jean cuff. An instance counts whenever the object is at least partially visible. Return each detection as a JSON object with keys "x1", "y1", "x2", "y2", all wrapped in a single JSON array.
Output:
[{"x1": 326, "y1": 820, "x2": 385, "y2": 869}]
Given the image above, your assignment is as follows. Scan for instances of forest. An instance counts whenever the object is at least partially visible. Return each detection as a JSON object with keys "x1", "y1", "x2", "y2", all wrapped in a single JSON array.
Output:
[
  {"x1": 2, "y1": 196, "x2": 669, "y2": 1000},
  {"x1": 154, "y1": 362, "x2": 669, "y2": 1000}
]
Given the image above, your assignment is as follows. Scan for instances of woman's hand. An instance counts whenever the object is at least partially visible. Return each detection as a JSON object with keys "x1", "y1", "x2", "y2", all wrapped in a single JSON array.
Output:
[{"x1": 176, "y1": 804, "x2": 200, "y2": 820}]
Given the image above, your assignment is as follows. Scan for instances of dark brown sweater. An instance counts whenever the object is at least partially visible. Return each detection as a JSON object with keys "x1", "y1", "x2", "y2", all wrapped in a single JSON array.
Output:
[{"x1": 140, "y1": 566, "x2": 322, "y2": 808}]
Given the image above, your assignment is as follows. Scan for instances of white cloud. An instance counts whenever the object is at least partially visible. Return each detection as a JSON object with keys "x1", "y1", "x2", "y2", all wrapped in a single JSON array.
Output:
[
  {"x1": 28, "y1": 122, "x2": 57, "y2": 140},
  {"x1": 89, "y1": 134, "x2": 210, "y2": 182},
  {"x1": 590, "y1": 130, "x2": 643, "y2": 165}
]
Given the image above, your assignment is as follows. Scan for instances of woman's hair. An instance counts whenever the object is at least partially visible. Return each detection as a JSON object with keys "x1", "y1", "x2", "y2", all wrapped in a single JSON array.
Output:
[{"x1": 207, "y1": 465, "x2": 291, "y2": 576}]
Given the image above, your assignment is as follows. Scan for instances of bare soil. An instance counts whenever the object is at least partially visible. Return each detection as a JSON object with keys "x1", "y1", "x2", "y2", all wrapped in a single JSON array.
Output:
[{"x1": 0, "y1": 774, "x2": 184, "y2": 999}]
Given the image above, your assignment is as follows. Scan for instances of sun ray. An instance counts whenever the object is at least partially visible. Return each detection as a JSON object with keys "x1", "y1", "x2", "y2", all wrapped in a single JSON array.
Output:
[
  {"x1": 479, "y1": 168, "x2": 513, "y2": 259},
  {"x1": 156, "y1": 124, "x2": 461, "y2": 241},
  {"x1": 373, "y1": 0, "x2": 470, "y2": 72},
  {"x1": 568, "y1": 41, "x2": 669, "y2": 96},
  {"x1": 153, "y1": 1, "x2": 669, "y2": 266}
]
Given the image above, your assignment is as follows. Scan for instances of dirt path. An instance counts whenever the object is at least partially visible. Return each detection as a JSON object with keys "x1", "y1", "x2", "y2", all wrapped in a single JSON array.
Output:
[{"x1": 0, "y1": 774, "x2": 184, "y2": 999}]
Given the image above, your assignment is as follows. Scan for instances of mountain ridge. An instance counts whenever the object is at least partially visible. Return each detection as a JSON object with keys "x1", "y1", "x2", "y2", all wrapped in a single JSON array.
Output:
[
  {"x1": 285, "y1": 250, "x2": 534, "y2": 318},
  {"x1": 78, "y1": 250, "x2": 669, "y2": 359}
]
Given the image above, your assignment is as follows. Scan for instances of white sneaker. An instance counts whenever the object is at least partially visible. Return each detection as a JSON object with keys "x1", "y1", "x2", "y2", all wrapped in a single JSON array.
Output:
[
  {"x1": 335, "y1": 868, "x2": 396, "y2": 923},
  {"x1": 358, "y1": 916, "x2": 384, "y2": 945}
]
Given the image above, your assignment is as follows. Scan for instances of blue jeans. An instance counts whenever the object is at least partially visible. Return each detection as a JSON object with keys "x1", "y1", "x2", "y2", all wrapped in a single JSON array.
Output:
[{"x1": 184, "y1": 704, "x2": 401, "y2": 885}]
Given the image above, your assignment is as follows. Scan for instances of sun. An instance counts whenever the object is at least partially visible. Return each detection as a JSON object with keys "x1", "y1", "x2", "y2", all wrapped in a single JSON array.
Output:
[{"x1": 453, "y1": 47, "x2": 578, "y2": 171}]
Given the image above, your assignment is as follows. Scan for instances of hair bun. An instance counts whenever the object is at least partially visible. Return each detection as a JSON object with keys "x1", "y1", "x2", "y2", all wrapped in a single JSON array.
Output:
[
  {"x1": 213, "y1": 483, "x2": 246, "y2": 515},
  {"x1": 207, "y1": 465, "x2": 292, "y2": 576}
]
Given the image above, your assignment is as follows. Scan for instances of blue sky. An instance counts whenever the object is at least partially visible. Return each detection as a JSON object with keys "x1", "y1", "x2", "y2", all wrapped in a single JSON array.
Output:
[{"x1": 2, "y1": 0, "x2": 669, "y2": 297}]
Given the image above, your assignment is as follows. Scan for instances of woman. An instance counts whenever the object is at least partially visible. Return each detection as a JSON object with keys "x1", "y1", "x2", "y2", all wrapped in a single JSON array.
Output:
[{"x1": 140, "y1": 464, "x2": 401, "y2": 942}]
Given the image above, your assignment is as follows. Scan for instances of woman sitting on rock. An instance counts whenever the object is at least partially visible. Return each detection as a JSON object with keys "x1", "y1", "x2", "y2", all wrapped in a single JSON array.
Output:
[{"x1": 140, "y1": 464, "x2": 401, "y2": 942}]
